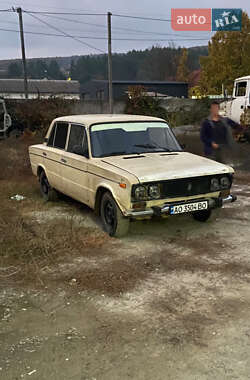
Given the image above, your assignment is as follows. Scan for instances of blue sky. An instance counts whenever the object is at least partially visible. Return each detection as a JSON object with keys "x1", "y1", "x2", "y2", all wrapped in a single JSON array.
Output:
[{"x1": 0, "y1": 0, "x2": 249, "y2": 59}]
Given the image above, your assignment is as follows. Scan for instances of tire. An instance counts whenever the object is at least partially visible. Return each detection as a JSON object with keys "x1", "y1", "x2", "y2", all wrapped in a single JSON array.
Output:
[
  {"x1": 100, "y1": 192, "x2": 129, "y2": 237},
  {"x1": 193, "y1": 209, "x2": 212, "y2": 222},
  {"x1": 39, "y1": 171, "x2": 58, "y2": 201}
]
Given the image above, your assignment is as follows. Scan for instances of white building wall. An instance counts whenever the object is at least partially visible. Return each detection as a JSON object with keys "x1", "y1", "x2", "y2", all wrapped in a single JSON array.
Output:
[{"x1": 0, "y1": 93, "x2": 80, "y2": 100}]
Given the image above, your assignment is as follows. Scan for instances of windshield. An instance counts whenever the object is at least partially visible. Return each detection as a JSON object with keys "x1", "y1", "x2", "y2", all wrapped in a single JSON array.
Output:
[{"x1": 90, "y1": 121, "x2": 182, "y2": 158}]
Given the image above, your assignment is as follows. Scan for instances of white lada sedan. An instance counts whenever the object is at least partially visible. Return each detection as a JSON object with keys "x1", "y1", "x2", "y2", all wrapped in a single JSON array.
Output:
[{"x1": 29, "y1": 114, "x2": 237, "y2": 237}]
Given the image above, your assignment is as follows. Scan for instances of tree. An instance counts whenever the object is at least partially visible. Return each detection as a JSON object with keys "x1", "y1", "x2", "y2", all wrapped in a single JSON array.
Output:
[
  {"x1": 7, "y1": 62, "x2": 22, "y2": 78},
  {"x1": 69, "y1": 59, "x2": 77, "y2": 79},
  {"x1": 47, "y1": 60, "x2": 65, "y2": 80},
  {"x1": 200, "y1": 11, "x2": 250, "y2": 95},
  {"x1": 176, "y1": 48, "x2": 189, "y2": 82},
  {"x1": 27, "y1": 60, "x2": 48, "y2": 79}
]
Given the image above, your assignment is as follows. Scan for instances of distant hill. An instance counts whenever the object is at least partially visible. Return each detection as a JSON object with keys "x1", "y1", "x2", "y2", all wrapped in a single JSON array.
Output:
[{"x1": 0, "y1": 45, "x2": 208, "y2": 83}]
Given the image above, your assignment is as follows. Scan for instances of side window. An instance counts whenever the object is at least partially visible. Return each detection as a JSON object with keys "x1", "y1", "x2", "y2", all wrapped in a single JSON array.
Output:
[
  {"x1": 47, "y1": 124, "x2": 56, "y2": 147},
  {"x1": 67, "y1": 124, "x2": 88, "y2": 155},
  {"x1": 235, "y1": 81, "x2": 247, "y2": 97},
  {"x1": 53, "y1": 122, "x2": 68, "y2": 149}
]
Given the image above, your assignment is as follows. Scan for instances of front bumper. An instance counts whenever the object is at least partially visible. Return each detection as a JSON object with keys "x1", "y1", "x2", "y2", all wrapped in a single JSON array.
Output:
[{"x1": 124, "y1": 194, "x2": 237, "y2": 218}]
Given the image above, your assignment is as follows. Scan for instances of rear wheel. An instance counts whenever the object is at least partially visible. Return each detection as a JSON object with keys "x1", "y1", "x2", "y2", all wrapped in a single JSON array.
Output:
[
  {"x1": 193, "y1": 209, "x2": 212, "y2": 222},
  {"x1": 39, "y1": 171, "x2": 58, "y2": 201},
  {"x1": 100, "y1": 192, "x2": 129, "y2": 237}
]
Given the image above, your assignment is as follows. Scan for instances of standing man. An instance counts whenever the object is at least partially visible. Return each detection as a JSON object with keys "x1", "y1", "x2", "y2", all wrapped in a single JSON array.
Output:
[{"x1": 200, "y1": 101, "x2": 237, "y2": 163}]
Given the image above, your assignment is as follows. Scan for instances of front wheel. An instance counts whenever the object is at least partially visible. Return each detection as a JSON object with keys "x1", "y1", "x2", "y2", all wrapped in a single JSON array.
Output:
[
  {"x1": 100, "y1": 192, "x2": 129, "y2": 237},
  {"x1": 192, "y1": 209, "x2": 212, "y2": 222}
]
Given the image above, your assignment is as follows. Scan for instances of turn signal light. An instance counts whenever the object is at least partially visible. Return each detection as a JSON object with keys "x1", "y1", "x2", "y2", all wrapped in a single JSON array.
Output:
[
  {"x1": 132, "y1": 202, "x2": 146, "y2": 210},
  {"x1": 220, "y1": 189, "x2": 230, "y2": 197},
  {"x1": 119, "y1": 183, "x2": 126, "y2": 189}
]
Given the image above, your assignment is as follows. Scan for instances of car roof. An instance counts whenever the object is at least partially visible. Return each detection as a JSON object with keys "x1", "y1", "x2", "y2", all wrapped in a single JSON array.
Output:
[
  {"x1": 54, "y1": 114, "x2": 165, "y2": 126},
  {"x1": 235, "y1": 75, "x2": 250, "y2": 81}
]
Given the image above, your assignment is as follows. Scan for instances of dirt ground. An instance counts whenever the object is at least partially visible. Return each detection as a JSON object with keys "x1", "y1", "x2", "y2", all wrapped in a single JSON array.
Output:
[{"x1": 1, "y1": 133, "x2": 250, "y2": 380}]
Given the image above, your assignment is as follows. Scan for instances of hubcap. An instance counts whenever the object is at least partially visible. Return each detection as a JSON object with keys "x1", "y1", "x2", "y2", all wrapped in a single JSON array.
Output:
[{"x1": 104, "y1": 200, "x2": 115, "y2": 227}]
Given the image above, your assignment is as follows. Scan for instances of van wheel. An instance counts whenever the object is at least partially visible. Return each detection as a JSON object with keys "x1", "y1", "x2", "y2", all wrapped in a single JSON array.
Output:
[
  {"x1": 193, "y1": 209, "x2": 212, "y2": 222},
  {"x1": 39, "y1": 171, "x2": 58, "y2": 201},
  {"x1": 100, "y1": 192, "x2": 129, "y2": 237}
]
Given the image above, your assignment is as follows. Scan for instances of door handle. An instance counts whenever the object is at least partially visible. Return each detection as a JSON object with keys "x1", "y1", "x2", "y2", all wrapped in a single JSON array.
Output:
[
  {"x1": 61, "y1": 158, "x2": 67, "y2": 163},
  {"x1": 241, "y1": 105, "x2": 244, "y2": 109},
  {"x1": 42, "y1": 152, "x2": 47, "y2": 156}
]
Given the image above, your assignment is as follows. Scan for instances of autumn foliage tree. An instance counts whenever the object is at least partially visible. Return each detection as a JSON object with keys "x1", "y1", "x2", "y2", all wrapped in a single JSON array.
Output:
[
  {"x1": 200, "y1": 11, "x2": 250, "y2": 95},
  {"x1": 176, "y1": 48, "x2": 189, "y2": 82}
]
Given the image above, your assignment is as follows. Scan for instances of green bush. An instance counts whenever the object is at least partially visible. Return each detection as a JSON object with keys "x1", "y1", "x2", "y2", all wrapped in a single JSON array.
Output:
[
  {"x1": 10, "y1": 98, "x2": 77, "y2": 131},
  {"x1": 124, "y1": 86, "x2": 211, "y2": 127}
]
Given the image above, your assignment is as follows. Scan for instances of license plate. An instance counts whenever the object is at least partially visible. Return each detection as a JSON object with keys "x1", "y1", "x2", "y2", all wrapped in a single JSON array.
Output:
[{"x1": 170, "y1": 201, "x2": 208, "y2": 215}]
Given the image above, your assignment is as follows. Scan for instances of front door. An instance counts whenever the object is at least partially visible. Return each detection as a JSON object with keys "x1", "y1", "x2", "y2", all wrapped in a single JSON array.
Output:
[{"x1": 60, "y1": 123, "x2": 89, "y2": 205}]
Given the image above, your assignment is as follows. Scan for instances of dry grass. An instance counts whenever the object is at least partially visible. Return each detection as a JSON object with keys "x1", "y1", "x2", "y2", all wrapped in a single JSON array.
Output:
[
  {"x1": 0, "y1": 134, "x2": 40, "y2": 181},
  {"x1": 0, "y1": 136, "x2": 111, "y2": 287}
]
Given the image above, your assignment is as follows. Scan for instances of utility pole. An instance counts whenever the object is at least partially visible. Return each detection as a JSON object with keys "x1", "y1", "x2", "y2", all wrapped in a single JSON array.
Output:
[
  {"x1": 107, "y1": 12, "x2": 113, "y2": 114},
  {"x1": 17, "y1": 7, "x2": 28, "y2": 99}
]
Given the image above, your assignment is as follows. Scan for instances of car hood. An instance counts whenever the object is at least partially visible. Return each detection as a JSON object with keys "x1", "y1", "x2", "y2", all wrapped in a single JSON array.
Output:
[{"x1": 101, "y1": 152, "x2": 233, "y2": 182}]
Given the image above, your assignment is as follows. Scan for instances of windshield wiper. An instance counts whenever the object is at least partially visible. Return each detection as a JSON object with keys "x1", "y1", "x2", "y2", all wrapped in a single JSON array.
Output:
[
  {"x1": 134, "y1": 144, "x2": 170, "y2": 152},
  {"x1": 99, "y1": 151, "x2": 127, "y2": 157}
]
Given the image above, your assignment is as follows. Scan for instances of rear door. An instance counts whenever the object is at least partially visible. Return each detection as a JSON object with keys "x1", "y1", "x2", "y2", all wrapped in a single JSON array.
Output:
[
  {"x1": 60, "y1": 123, "x2": 89, "y2": 204},
  {"x1": 44, "y1": 121, "x2": 69, "y2": 191}
]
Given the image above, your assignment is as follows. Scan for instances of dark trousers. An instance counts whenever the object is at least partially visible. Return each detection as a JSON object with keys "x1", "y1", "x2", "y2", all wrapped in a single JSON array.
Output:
[{"x1": 205, "y1": 145, "x2": 228, "y2": 164}]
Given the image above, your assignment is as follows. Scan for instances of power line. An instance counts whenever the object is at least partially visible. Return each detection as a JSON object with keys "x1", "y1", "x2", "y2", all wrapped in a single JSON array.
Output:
[
  {"x1": 0, "y1": 8, "x2": 213, "y2": 27},
  {"x1": 0, "y1": 19, "x2": 44, "y2": 28},
  {"x1": 112, "y1": 13, "x2": 212, "y2": 26},
  {"x1": 24, "y1": 11, "x2": 106, "y2": 53},
  {"x1": 40, "y1": 13, "x2": 213, "y2": 38},
  {"x1": 0, "y1": 0, "x2": 106, "y2": 13},
  {"x1": 112, "y1": 13, "x2": 172, "y2": 22},
  {"x1": 0, "y1": 27, "x2": 212, "y2": 41},
  {"x1": 21, "y1": 10, "x2": 106, "y2": 16}
]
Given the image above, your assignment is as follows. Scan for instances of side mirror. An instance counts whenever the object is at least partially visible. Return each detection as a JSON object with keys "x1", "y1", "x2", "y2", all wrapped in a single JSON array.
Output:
[{"x1": 73, "y1": 145, "x2": 89, "y2": 158}]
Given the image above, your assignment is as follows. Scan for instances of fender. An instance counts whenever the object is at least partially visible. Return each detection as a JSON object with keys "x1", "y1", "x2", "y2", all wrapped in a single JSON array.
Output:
[
  {"x1": 95, "y1": 182, "x2": 127, "y2": 214},
  {"x1": 36, "y1": 164, "x2": 47, "y2": 178}
]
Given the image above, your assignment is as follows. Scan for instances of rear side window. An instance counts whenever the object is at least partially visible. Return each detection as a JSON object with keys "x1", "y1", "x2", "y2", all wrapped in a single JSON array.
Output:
[
  {"x1": 53, "y1": 122, "x2": 68, "y2": 149},
  {"x1": 67, "y1": 124, "x2": 86, "y2": 153}
]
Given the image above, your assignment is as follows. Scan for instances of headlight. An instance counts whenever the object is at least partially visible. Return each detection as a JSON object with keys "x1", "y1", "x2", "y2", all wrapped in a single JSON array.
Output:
[
  {"x1": 148, "y1": 184, "x2": 161, "y2": 199},
  {"x1": 220, "y1": 176, "x2": 230, "y2": 189},
  {"x1": 134, "y1": 185, "x2": 147, "y2": 200},
  {"x1": 210, "y1": 178, "x2": 220, "y2": 191}
]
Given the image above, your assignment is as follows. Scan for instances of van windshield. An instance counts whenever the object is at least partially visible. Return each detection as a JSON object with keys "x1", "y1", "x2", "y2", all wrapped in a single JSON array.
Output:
[{"x1": 90, "y1": 121, "x2": 182, "y2": 158}]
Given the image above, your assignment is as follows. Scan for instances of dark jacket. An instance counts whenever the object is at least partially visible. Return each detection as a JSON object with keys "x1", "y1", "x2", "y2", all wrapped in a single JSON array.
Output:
[{"x1": 200, "y1": 116, "x2": 236, "y2": 156}]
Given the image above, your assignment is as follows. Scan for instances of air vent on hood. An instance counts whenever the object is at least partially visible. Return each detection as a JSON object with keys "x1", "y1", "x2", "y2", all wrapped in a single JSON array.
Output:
[{"x1": 123, "y1": 155, "x2": 145, "y2": 159}]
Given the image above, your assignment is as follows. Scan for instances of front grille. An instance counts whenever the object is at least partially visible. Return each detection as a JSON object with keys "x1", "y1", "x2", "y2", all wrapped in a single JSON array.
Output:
[
  {"x1": 130, "y1": 174, "x2": 232, "y2": 201},
  {"x1": 160, "y1": 174, "x2": 232, "y2": 198},
  {"x1": 131, "y1": 174, "x2": 233, "y2": 201}
]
